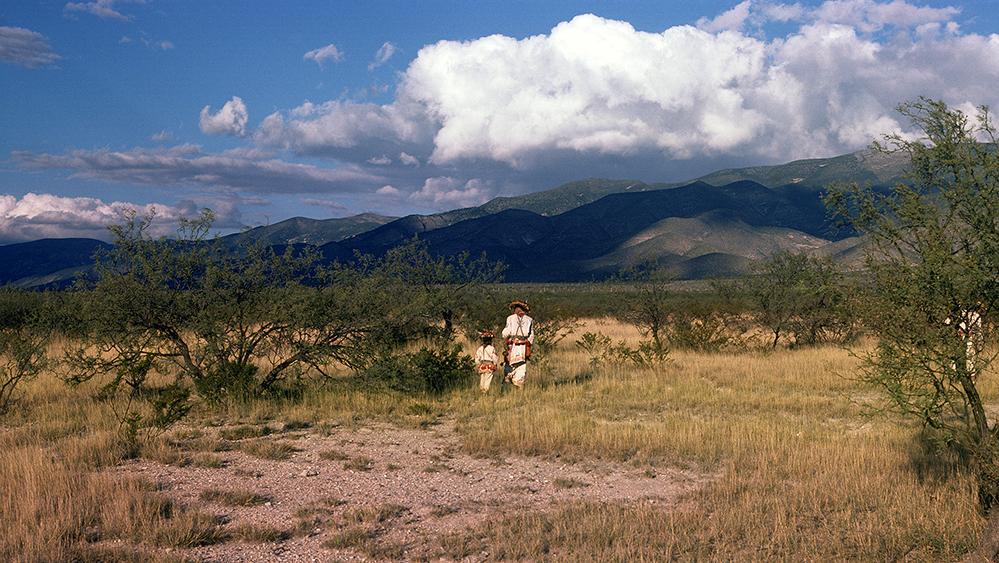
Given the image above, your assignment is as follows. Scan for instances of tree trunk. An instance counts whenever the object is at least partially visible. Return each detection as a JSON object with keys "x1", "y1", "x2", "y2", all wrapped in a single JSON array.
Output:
[{"x1": 959, "y1": 372, "x2": 991, "y2": 445}]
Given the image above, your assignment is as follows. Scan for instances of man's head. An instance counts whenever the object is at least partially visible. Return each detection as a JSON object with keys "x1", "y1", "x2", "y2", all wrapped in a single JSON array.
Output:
[{"x1": 509, "y1": 300, "x2": 530, "y2": 317}]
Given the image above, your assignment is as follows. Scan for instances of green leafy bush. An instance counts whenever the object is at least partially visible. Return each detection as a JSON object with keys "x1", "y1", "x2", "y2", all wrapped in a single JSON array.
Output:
[
  {"x1": 363, "y1": 345, "x2": 473, "y2": 395},
  {"x1": 410, "y1": 346, "x2": 474, "y2": 394},
  {"x1": 193, "y1": 362, "x2": 259, "y2": 405},
  {"x1": 666, "y1": 312, "x2": 742, "y2": 352}
]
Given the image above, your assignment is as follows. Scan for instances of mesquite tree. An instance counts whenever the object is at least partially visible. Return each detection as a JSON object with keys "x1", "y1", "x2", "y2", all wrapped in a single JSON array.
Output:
[
  {"x1": 374, "y1": 238, "x2": 505, "y2": 343},
  {"x1": 0, "y1": 289, "x2": 51, "y2": 415},
  {"x1": 67, "y1": 210, "x2": 394, "y2": 409},
  {"x1": 827, "y1": 99, "x2": 999, "y2": 515},
  {"x1": 741, "y1": 251, "x2": 854, "y2": 349}
]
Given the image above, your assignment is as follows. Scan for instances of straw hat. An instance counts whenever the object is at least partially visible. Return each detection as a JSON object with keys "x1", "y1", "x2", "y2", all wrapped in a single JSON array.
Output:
[
  {"x1": 479, "y1": 329, "x2": 494, "y2": 339},
  {"x1": 508, "y1": 300, "x2": 530, "y2": 313}
]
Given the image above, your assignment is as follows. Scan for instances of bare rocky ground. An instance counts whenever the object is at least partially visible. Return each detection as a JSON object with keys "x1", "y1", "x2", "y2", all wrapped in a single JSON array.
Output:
[{"x1": 111, "y1": 421, "x2": 708, "y2": 562}]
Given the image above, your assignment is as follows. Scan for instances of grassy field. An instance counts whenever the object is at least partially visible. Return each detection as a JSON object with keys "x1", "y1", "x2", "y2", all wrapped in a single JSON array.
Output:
[{"x1": 0, "y1": 319, "x2": 991, "y2": 561}]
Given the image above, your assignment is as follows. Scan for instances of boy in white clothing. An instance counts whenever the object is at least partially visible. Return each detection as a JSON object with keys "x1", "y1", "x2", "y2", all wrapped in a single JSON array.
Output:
[
  {"x1": 502, "y1": 300, "x2": 534, "y2": 388},
  {"x1": 474, "y1": 330, "x2": 498, "y2": 392}
]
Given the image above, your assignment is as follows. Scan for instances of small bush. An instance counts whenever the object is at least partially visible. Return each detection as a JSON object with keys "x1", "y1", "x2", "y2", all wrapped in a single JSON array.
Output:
[
  {"x1": 343, "y1": 503, "x2": 408, "y2": 524},
  {"x1": 150, "y1": 510, "x2": 228, "y2": 548},
  {"x1": 282, "y1": 419, "x2": 312, "y2": 431},
  {"x1": 431, "y1": 504, "x2": 459, "y2": 517},
  {"x1": 199, "y1": 488, "x2": 271, "y2": 507},
  {"x1": 410, "y1": 346, "x2": 473, "y2": 394},
  {"x1": 666, "y1": 313, "x2": 741, "y2": 352},
  {"x1": 575, "y1": 332, "x2": 612, "y2": 367},
  {"x1": 343, "y1": 456, "x2": 375, "y2": 472},
  {"x1": 608, "y1": 340, "x2": 670, "y2": 369},
  {"x1": 324, "y1": 526, "x2": 377, "y2": 550},
  {"x1": 239, "y1": 440, "x2": 299, "y2": 460},
  {"x1": 191, "y1": 454, "x2": 227, "y2": 469},
  {"x1": 573, "y1": 332, "x2": 671, "y2": 369},
  {"x1": 194, "y1": 362, "x2": 259, "y2": 405},
  {"x1": 362, "y1": 345, "x2": 473, "y2": 395},
  {"x1": 219, "y1": 425, "x2": 273, "y2": 441},
  {"x1": 319, "y1": 449, "x2": 351, "y2": 461},
  {"x1": 553, "y1": 477, "x2": 590, "y2": 489},
  {"x1": 229, "y1": 524, "x2": 291, "y2": 543}
]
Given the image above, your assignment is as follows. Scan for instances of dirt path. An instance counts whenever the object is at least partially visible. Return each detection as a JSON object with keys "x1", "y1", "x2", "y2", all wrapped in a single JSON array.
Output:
[{"x1": 114, "y1": 421, "x2": 707, "y2": 561}]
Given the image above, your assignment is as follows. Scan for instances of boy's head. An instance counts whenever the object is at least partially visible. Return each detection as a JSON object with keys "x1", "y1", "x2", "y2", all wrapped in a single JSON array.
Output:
[{"x1": 479, "y1": 329, "x2": 494, "y2": 342}]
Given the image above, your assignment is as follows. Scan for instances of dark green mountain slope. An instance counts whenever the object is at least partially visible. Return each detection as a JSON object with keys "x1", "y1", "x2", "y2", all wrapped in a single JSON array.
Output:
[
  {"x1": 697, "y1": 150, "x2": 908, "y2": 189},
  {"x1": 223, "y1": 213, "x2": 395, "y2": 248},
  {"x1": 323, "y1": 180, "x2": 840, "y2": 281},
  {"x1": 352, "y1": 149, "x2": 905, "y2": 250},
  {"x1": 0, "y1": 238, "x2": 109, "y2": 286}
]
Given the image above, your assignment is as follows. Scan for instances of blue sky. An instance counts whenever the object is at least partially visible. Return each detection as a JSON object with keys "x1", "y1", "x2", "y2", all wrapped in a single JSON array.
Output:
[{"x1": 2, "y1": 0, "x2": 999, "y2": 242}]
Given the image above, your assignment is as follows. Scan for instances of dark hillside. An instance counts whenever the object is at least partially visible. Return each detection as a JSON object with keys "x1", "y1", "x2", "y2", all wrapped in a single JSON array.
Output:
[
  {"x1": 324, "y1": 180, "x2": 839, "y2": 281},
  {"x1": 0, "y1": 238, "x2": 108, "y2": 285}
]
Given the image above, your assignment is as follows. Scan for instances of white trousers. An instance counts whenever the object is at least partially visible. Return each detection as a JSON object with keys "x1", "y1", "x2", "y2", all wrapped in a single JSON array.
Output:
[
  {"x1": 509, "y1": 363, "x2": 527, "y2": 387},
  {"x1": 478, "y1": 368, "x2": 494, "y2": 392}
]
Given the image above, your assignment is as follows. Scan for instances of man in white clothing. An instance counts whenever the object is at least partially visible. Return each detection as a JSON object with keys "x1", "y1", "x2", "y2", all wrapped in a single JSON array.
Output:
[
  {"x1": 502, "y1": 300, "x2": 534, "y2": 388},
  {"x1": 949, "y1": 306, "x2": 985, "y2": 376}
]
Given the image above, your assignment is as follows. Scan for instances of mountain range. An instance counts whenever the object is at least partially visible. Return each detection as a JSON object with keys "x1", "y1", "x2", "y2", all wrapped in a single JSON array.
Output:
[{"x1": 0, "y1": 150, "x2": 906, "y2": 287}]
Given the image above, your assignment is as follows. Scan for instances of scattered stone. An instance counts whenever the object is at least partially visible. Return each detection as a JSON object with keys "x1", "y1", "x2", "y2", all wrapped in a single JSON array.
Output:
[{"x1": 110, "y1": 419, "x2": 707, "y2": 561}]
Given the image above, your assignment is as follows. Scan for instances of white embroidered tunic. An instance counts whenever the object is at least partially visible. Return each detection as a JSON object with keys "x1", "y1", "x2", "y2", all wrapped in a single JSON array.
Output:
[{"x1": 502, "y1": 314, "x2": 534, "y2": 344}]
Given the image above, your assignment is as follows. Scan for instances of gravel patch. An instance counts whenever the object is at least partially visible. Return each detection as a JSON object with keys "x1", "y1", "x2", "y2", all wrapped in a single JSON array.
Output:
[{"x1": 114, "y1": 421, "x2": 708, "y2": 561}]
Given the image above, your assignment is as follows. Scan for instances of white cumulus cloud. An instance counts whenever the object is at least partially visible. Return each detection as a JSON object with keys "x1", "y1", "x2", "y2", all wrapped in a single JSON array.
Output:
[
  {"x1": 0, "y1": 26, "x2": 61, "y2": 68},
  {"x1": 811, "y1": 0, "x2": 959, "y2": 32},
  {"x1": 64, "y1": 0, "x2": 133, "y2": 21},
  {"x1": 255, "y1": 98, "x2": 433, "y2": 157},
  {"x1": 251, "y1": 1, "x2": 995, "y2": 183},
  {"x1": 200, "y1": 96, "x2": 249, "y2": 137},
  {"x1": 304, "y1": 43, "x2": 344, "y2": 67},
  {"x1": 697, "y1": 1, "x2": 752, "y2": 32},
  {"x1": 398, "y1": 152, "x2": 419, "y2": 166},
  {"x1": 368, "y1": 41, "x2": 397, "y2": 69},
  {"x1": 410, "y1": 177, "x2": 493, "y2": 209},
  {"x1": 0, "y1": 193, "x2": 190, "y2": 243}
]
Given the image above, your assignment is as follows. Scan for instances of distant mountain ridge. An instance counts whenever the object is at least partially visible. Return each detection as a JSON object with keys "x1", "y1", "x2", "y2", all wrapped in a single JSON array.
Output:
[
  {"x1": 697, "y1": 150, "x2": 908, "y2": 189},
  {"x1": 0, "y1": 150, "x2": 904, "y2": 286},
  {"x1": 321, "y1": 180, "x2": 847, "y2": 281},
  {"x1": 0, "y1": 238, "x2": 109, "y2": 286},
  {"x1": 221, "y1": 213, "x2": 396, "y2": 248}
]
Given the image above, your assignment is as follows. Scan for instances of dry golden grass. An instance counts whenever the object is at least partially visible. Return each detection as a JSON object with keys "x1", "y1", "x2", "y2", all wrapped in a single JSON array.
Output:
[
  {"x1": 238, "y1": 438, "x2": 300, "y2": 460},
  {"x1": 228, "y1": 523, "x2": 292, "y2": 543},
  {"x1": 0, "y1": 445, "x2": 225, "y2": 561},
  {"x1": 343, "y1": 455, "x2": 376, "y2": 472},
  {"x1": 199, "y1": 487, "x2": 272, "y2": 507},
  {"x1": 219, "y1": 424, "x2": 274, "y2": 441},
  {"x1": 436, "y1": 320, "x2": 990, "y2": 560},
  {"x1": 2, "y1": 318, "x2": 994, "y2": 560}
]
